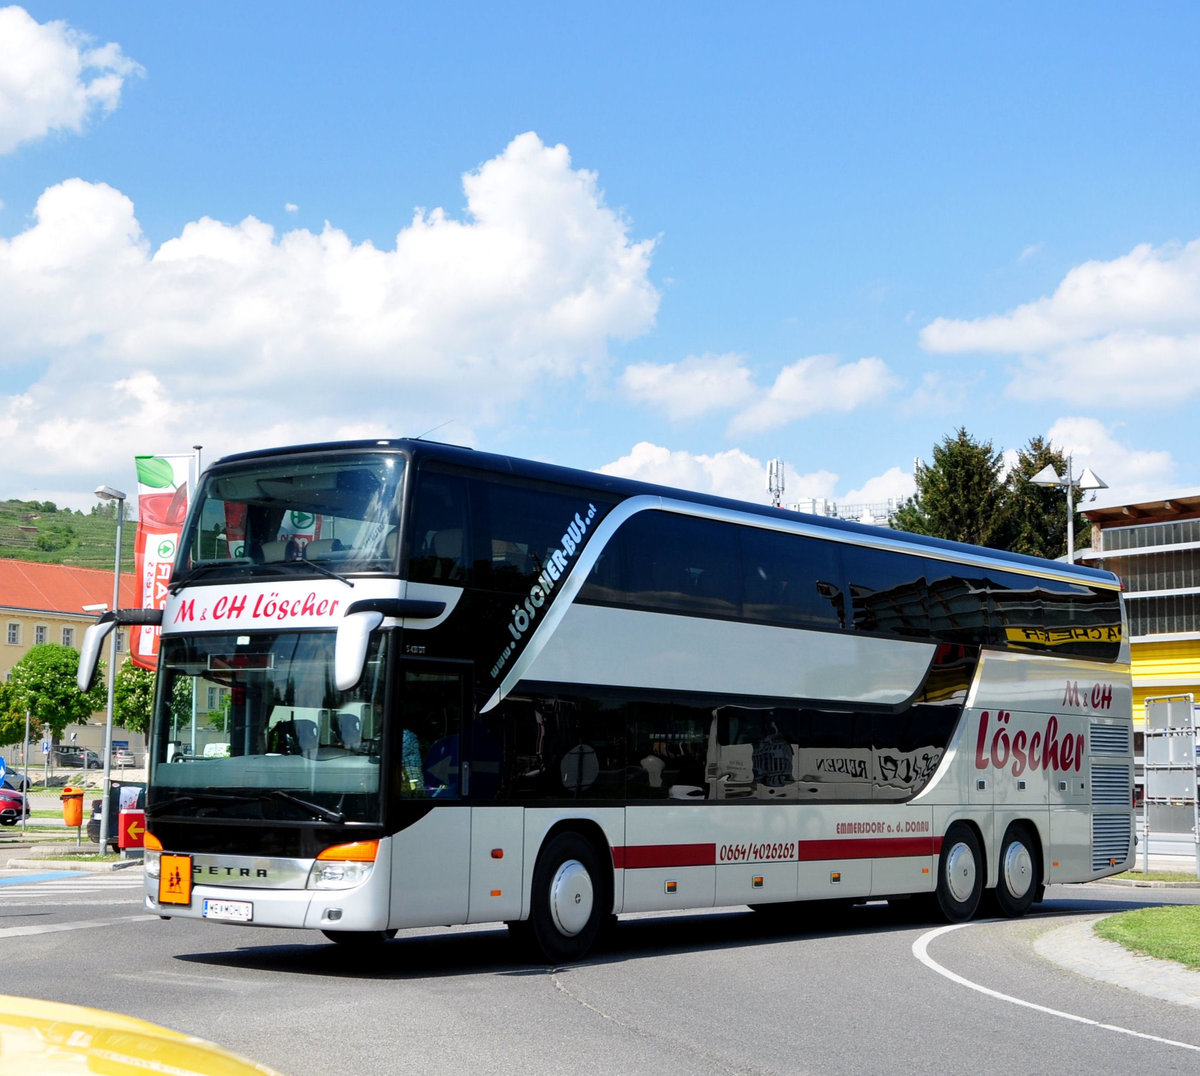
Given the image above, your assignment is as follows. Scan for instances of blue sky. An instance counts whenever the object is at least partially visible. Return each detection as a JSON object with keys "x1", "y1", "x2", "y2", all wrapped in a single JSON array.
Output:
[{"x1": 3, "y1": 3, "x2": 1199, "y2": 516}]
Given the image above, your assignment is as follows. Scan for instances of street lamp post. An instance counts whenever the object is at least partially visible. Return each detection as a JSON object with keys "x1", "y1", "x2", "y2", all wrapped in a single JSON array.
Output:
[
  {"x1": 1029, "y1": 456, "x2": 1108, "y2": 561},
  {"x1": 94, "y1": 485, "x2": 126, "y2": 856}
]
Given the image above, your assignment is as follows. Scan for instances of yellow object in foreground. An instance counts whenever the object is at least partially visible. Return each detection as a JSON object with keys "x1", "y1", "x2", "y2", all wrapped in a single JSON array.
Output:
[{"x1": 0, "y1": 994, "x2": 286, "y2": 1075}]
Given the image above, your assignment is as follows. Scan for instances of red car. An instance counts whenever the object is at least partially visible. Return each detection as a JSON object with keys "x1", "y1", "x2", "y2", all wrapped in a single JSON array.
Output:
[{"x1": 0, "y1": 785, "x2": 29, "y2": 825}]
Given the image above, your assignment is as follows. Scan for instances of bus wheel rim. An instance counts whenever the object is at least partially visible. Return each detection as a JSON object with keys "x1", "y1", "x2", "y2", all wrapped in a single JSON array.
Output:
[
  {"x1": 549, "y1": 859, "x2": 593, "y2": 937},
  {"x1": 945, "y1": 841, "x2": 977, "y2": 905},
  {"x1": 1002, "y1": 839, "x2": 1033, "y2": 898}
]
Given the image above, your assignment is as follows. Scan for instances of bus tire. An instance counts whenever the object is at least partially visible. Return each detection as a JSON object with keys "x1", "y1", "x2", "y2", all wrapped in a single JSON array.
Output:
[
  {"x1": 528, "y1": 831, "x2": 609, "y2": 965},
  {"x1": 993, "y1": 824, "x2": 1039, "y2": 918},
  {"x1": 934, "y1": 823, "x2": 983, "y2": 922},
  {"x1": 321, "y1": 928, "x2": 397, "y2": 948}
]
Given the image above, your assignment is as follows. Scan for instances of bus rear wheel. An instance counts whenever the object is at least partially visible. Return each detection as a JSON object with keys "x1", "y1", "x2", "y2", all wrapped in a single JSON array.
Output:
[
  {"x1": 528, "y1": 831, "x2": 609, "y2": 965},
  {"x1": 993, "y1": 824, "x2": 1039, "y2": 918},
  {"x1": 934, "y1": 824, "x2": 983, "y2": 922}
]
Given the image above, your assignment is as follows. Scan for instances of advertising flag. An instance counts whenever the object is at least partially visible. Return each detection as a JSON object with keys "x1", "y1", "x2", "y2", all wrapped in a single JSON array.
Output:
[{"x1": 132, "y1": 454, "x2": 191, "y2": 670}]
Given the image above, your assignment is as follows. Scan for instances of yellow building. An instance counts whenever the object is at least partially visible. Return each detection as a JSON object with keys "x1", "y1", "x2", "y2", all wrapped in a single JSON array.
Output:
[
  {"x1": 1, "y1": 559, "x2": 138, "y2": 761},
  {"x1": 1082, "y1": 488, "x2": 1200, "y2": 735}
]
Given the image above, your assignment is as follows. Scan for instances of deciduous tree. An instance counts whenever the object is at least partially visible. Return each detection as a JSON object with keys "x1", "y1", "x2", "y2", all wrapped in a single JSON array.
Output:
[
  {"x1": 8, "y1": 644, "x2": 106, "y2": 742},
  {"x1": 113, "y1": 660, "x2": 155, "y2": 736}
]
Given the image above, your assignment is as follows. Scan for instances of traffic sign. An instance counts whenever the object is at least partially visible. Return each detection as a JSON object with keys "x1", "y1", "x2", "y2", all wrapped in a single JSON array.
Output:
[
  {"x1": 41, "y1": 739, "x2": 50, "y2": 755},
  {"x1": 0, "y1": 756, "x2": 5, "y2": 783},
  {"x1": 119, "y1": 809, "x2": 146, "y2": 850}
]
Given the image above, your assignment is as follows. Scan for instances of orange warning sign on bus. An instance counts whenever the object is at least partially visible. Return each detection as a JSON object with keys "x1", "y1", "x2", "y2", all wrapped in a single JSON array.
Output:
[{"x1": 158, "y1": 854, "x2": 192, "y2": 905}]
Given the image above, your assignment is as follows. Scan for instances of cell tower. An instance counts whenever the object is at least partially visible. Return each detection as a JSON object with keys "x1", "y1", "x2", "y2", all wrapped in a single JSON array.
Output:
[{"x1": 767, "y1": 458, "x2": 785, "y2": 508}]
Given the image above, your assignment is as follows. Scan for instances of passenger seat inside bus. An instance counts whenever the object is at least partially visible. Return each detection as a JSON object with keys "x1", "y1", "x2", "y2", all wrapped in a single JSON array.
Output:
[
  {"x1": 430, "y1": 529, "x2": 464, "y2": 578},
  {"x1": 259, "y1": 539, "x2": 298, "y2": 562},
  {"x1": 304, "y1": 538, "x2": 343, "y2": 558},
  {"x1": 336, "y1": 712, "x2": 362, "y2": 751}
]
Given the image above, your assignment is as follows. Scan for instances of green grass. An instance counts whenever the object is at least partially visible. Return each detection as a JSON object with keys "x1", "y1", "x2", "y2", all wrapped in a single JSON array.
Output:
[
  {"x1": 1114, "y1": 870, "x2": 1200, "y2": 883},
  {"x1": 0, "y1": 498, "x2": 135, "y2": 570},
  {"x1": 1094, "y1": 906, "x2": 1200, "y2": 971}
]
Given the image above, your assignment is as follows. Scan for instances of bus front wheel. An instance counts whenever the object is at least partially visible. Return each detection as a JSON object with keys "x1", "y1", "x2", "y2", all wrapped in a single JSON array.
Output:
[
  {"x1": 528, "y1": 831, "x2": 609, "y2": 965},
  {"x1": 934, "y1": 824, "x2": 983, "y2": 922},
  {"x1": 321, "y1": 928, "x2": 397, "y2": 948}
]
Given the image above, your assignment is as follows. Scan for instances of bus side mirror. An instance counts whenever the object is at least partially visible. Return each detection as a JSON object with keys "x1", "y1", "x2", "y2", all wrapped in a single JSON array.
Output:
[
  {"x1": 77, "y1": 608, "x2": 166, "y2": 692},
  {"x1": 77, "y1": 615, "x2": 117, "y2": 692},
  {"x1": 335, "y1": 610, "x2": 384, "y2": 692}
]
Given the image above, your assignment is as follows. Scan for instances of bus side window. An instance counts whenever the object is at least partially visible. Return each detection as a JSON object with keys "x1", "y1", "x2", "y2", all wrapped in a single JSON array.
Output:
[{"x1": 409, "y1": 473, "x2": 468, "y2": 584}]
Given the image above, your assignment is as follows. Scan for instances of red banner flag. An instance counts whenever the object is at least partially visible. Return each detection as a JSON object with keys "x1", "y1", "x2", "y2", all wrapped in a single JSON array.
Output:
[{"x1": 132, "y1": 454, "x2": 191, "y2": 670}]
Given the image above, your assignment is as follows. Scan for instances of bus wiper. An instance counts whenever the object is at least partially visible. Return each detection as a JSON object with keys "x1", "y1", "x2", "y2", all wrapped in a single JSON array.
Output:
[
  {"x1": 147, "y1": 791, "x2": 258, "y2": 815},
  {"x1": 260, "y1": 789, "x2": 345, "y2": 823},
  {"x1": 168, "y1": 561, "x2": 255, "y2": 594},
  {"x1": 263, "y1": 559, "x2": 354, "y2": 588}
]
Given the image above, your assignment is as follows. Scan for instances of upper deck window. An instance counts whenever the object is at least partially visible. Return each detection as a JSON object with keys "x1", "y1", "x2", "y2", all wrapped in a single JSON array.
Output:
[{"x1": 180, "y1": 452, "x2": 406, "y2": 577}]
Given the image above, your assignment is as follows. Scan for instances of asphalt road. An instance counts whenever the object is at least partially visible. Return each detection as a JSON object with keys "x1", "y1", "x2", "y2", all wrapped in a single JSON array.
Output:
[{"x1": 1, "y1": 864, "x2": 1198, "y2": 1076}]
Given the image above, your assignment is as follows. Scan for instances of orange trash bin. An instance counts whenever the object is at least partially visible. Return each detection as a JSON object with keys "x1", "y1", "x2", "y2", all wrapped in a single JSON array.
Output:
[{"x1": 60, "y1": 787, "x2": 84, "y2": 828}]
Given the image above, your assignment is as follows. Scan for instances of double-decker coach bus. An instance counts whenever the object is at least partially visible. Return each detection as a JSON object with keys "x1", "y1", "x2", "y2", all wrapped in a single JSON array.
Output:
[{"x1": 79, "y1": 439, "x2": 1133, "y2": 962}]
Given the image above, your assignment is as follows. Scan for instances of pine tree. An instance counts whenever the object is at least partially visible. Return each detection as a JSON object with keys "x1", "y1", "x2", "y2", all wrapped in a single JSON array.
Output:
[{"x1": 893, "y1": 428, "x2": 1008, "y2": 547}]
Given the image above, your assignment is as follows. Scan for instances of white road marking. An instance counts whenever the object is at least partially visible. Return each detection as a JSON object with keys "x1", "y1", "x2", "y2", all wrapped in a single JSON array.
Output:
[
  {"x1": 913, "y1": 921, "x2": 1200, "y2": 1053},
  {"x1": 0, "y1": 914, "x2": 158, "y2": 939}
]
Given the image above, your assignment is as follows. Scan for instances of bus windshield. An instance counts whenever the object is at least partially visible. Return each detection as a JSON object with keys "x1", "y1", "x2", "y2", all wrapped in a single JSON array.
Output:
[
  {"x1": 179, "y1": 451, "x2": 406, "y2": 576},
  {"x1": 148, "y1": 631, "x2": 387, "y2": 824}
]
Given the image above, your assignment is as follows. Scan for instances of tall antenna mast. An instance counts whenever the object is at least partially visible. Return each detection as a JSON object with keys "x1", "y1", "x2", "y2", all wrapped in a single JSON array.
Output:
[{"x1": 767, "y1": 458, "x2": 785, "y2": 508}]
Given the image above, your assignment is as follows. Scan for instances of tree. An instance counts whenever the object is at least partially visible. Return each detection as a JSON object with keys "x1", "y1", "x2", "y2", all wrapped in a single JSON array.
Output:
[
  {"x1": 113, "y1": 660, "x2": 156, "y2": 736},
  {"x1": 1002, "y1": 436, "x2": 1091, "y2": 559},
  {"x1": 893, "y1": 428, "x2": 1008, "y2": 547},
  {"x1": 8, "y1": 644, "x2": 106, "y2": 742},
  {"x1": 0, "y1": 679, "x2": 28, "y2": 747}
]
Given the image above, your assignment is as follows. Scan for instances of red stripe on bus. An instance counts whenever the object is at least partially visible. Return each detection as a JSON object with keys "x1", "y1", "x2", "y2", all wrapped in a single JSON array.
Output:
[
  {"x1": 611, "y1": 836, "x2": 941, "y2": 870},
  {"x1": 796, "y1": 836, "x2": 942, "y2": 861},
  {"x1": 612, "y1": 843, "x2": 716, "y2": 869}
]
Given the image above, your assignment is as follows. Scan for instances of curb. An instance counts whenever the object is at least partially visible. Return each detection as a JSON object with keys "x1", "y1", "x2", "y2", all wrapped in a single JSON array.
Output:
[
  {"x1": 1103, "y1": 878, "x2": 1200, "y2": 889},
  {"x1": 6, "y1": 857, "x2": 142, "y2": 872},
  {"x1": 1035, "y1": 916, "x2": 1200, "y2": 1010}
]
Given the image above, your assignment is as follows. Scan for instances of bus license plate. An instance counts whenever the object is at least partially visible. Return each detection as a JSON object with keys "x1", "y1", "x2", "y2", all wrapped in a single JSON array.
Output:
[{"x1": 202, "y1": 899, "x2": 253, "y2": 922}]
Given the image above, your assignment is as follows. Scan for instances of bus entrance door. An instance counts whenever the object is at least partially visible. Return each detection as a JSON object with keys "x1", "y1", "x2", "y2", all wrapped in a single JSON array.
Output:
[{"x1": 389, "y1": 661, "x2": 472, "y2": 928}]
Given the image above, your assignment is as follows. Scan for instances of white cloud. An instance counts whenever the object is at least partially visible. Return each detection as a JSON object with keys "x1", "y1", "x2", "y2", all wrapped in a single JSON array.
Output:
[
  {"x1": 920, "y1": 239, "x2": 1200, "y2": 407},
  {"x1": 598, "y1": 441, "x2": 845, "y2": 508},
  {"x1": 599, "y1": 442, "x2": 774, "y2": 504},
  {"x1": 727, "y1": 354, "x2": 900, "y2": 436},
  {"x1": 1044, "y1": 417, "x2": 1176, "y2": 505},
  {"x1": 0, "y1": 6, "x2": 143, "y2": 154},
  {"x1": 620, "y1": 352, "x2": 755, "y2": 420},
  {"x1": 0, "y1": 133, "x2": 658, "y2": 487},
  {"x1": 841, "y1": 466, "x2": 914, "y2": 507},
  {"x1": 623, "y1": 351, "x2": 901, "y2": 434}
]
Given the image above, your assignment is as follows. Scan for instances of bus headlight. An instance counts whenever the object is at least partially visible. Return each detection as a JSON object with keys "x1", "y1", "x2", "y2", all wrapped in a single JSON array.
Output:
[
  {"x1": 306, "y1": 840, "x2": 378, "y2": 891},
  {"x1": 144, "y1": 832, "x2": 162, "y2": 880}
]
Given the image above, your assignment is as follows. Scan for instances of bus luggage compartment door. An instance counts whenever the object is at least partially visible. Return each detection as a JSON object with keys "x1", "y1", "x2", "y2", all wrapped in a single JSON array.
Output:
[{"x1": 467, "y1": 807, "x2": 524, "y2": 922}]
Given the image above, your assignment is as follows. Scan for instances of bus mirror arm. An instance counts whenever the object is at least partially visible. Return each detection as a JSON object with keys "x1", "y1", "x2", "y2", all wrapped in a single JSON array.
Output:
[
  {"x1": 76, "y1": 608, "x2": 163, "y2": 692},
  {"x1": 334, "y1": 599, "x2": 447, "y2": 692}
]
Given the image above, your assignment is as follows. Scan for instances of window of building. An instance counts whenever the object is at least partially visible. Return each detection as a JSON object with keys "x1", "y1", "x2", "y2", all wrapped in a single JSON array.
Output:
[
  {"x1": 34, "y1": 625, "x2": 47, "y2": 645},
  {"x1": 62, "y1": 626, "x2": 74, "y2": 648},
  {"x1": 115, "y1": 630, "x2": 125, "y2": 653},
  {"x1": 5, "y1": 623, "x2": 18, "y2": 646}
]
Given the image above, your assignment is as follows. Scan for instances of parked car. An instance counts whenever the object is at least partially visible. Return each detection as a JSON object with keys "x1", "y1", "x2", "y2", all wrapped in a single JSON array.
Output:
[
  {"x1": 112, "y1": 748, "x2": 137, "y2": 768},
  {"x1": 54, "y1": 747, "x2": 102, "y2": 769},
  {"x1": 0, "y1": 785, "x2": 29, "y2": 825},
  {"x1": 1, "y1": 772, "x2": 31, "y2": 792}
]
